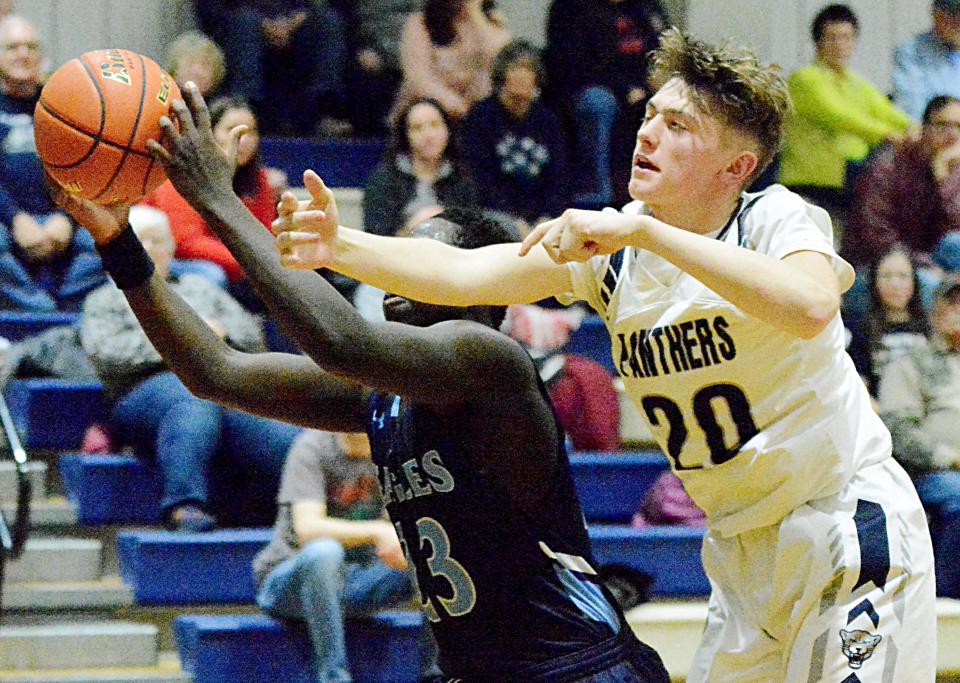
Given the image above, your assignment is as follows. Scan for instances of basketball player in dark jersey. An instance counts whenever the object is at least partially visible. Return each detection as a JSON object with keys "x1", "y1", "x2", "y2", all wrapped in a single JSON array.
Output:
[{"x1": 51, "y1": 83, "x2": 668, "y2": 682}]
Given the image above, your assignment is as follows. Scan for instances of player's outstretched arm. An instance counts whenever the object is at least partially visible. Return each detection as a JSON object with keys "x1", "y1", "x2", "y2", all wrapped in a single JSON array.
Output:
[
  {"x1": 148, "y1": 83, "x2": 532, "y2": 405},
  {"x1": 273, "y1": 171, "x2": 572, "y2": 306},
  {"x1": 51, "y1": 188, "x2": 370, "y2": 433}
]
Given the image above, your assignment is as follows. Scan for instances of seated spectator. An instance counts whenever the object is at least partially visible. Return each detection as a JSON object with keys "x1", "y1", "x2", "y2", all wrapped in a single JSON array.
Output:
[
  {"x1": 847, "y1": 246, "x2": 931, "y2": 396},
  {"x1": 879, "y1": 273, "x2": 960, "y2": 598},
  {"x1": 164, "y1": 30, "x2": 227, "y2": 101},
  {"x1": 192, "y1": 0, "x2": 349, "y2": 136},
  {"x1": 0, "y1": 15, "x2": 106, "y2": 312},
  {"x1": 391, "y1": 0, "x2": 510, "y2": 123},
  {"x1": 342, "y1": 0, "x2": 422, "y2": 136},
  {"x1": 363, "y1": 98, "x2": 476, "y2": 237},
  {"x1": 143, "y1": 97, "x2": 284, "y2": 287},
  {"x1": 893, "y1": 0, "x2": 960, "y2": 121},
  {"x1": 460, "y1": 40, "x2": 566, "y2": 225},
  {"x1": 841, "y1": 95, "x2": 960, "y2": 319},
  {"x1": 253, "y1": 429, "x2": 440, "y2": 683},
  {"x1": 79, "y1": 207, "x2": 300, "y2": 531},
  {"x1": 779, "y1": 4, "x2": 912, "y2": 223},
  {"x1": 543, "y1": 0, "x2": 668, "y2": 208}
]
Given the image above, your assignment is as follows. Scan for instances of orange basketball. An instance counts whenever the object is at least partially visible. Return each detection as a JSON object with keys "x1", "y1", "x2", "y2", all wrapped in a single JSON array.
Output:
[{"x1": 34, "y1": 48, "x2": 181, "y2": 205}]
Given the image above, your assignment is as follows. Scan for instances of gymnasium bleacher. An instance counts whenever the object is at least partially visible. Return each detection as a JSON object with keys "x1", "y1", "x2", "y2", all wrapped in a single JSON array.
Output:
[{"x1": 2, "y1": 138, "x2": 960, "y2": 682}]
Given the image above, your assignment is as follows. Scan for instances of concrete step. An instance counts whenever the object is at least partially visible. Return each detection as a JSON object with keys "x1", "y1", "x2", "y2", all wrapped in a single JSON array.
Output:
[
  {"x1": 0, "y1": 462, "x2": 46, "y2": 503},
  {"x1": 626, "y1": 597, "x2": 960, "y2": 681},
  {"x1": 4, "y1": 496, "x2": 79, "y2": 528},
  {"x1": 6, "y1": 538, "x2": 101, "y2": 583},
  {"x1": 0, "y1": 622, "x2": 157, "y2": 671},
  {"x1": 3, "y1": 576, "x2": 132, "y2": 611}
]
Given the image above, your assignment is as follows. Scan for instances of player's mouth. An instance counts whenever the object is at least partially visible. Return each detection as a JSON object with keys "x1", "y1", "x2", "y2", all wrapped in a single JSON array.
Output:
[{"x1": 633, "y1": 155, "x2": 659, "y2": 174}]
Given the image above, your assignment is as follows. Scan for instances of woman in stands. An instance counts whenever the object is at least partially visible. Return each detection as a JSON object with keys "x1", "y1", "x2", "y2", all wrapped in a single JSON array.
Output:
[
  {"x1": 143, "y1": 98, "x2": 285, "y2": 286},
  {"x1": 847, "y1": 245, "x2": 932, "y2": 396},
  {"x1": 363, "y1": 97, "x2": 477, "y2": 237}
]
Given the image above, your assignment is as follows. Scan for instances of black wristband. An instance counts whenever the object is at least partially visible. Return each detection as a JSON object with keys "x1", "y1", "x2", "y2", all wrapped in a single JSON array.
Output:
[{"x1": 96, "y1": 224, "x2": 155, "y2": 290}]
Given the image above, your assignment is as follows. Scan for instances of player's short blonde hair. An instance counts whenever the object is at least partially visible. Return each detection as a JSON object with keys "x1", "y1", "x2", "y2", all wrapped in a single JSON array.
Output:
[{"x1": 649, "y1": 29, "x2": 790, "y2": 180}]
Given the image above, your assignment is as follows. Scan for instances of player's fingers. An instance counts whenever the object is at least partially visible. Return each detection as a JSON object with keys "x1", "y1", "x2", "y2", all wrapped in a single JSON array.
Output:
[
  {"x1": 303, "y1": 170, "x2": 331, "y2": 208},
  {"x1": 170, "y1": 98, "x2": 195, "y2": 137},
  {"x1": 184, "y1": 81, "x2": 212, "y2": 133},
  {"x1": 225, "y1": 124, "x2": 249, "y2": 167},
  {"x1": 518, "y1": 218, "x2": 554, "y2": 256},
  {"x1": 146, "y1": 138, "x2": 173, "y2": 165},
  {"x1": 278, "y1": 191, "x2": 299, "y2": 216}
]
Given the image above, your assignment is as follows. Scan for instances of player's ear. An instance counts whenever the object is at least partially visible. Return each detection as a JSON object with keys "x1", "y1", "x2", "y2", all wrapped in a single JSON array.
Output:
[{"x1": 723, "y1": 150, "x2": 759, "y2": 186}]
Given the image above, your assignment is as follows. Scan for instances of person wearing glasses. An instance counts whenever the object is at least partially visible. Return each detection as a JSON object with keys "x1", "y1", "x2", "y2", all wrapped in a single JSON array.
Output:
[{"x1": 841, "y1": 95, "x2": 960, "y2": 323}]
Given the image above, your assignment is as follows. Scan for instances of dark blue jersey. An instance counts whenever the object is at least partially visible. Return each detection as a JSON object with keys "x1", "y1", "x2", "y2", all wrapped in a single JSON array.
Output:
[{"x1": 366, "y1": 388, "x2": 627, "y2": 681}]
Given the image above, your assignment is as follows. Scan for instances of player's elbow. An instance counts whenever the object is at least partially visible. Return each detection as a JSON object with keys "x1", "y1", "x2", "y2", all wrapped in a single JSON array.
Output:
[{"x1": 793, "y1": 288, "x2": 840, "y2": 339}]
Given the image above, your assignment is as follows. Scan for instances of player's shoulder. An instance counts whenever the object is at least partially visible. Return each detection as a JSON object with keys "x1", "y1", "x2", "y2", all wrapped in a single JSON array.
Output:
[{"x1": 741, "y1": 184, "x2": 812, "y2": 220}]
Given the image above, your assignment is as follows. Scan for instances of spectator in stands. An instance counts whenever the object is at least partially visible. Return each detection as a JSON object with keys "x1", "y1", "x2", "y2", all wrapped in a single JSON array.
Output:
[
  {"x1": 459, "y1": 40, "x2": 566, "y2": 225},
  {"x1": 841, "y1": 95, "x2": 960, "y2": 322},
  {"x1": 392, "y1": 0, "x2": 510, "y2": 123},
  {"x1": 79, "y1": 206, "x2": 300, "y2": 532},
  {"x1": 0, "y1": 15, "x2": 106, "y2": 312},
  {"x1": 879, "y1": 273, "x2": 960, "y2": 598},
  {"x1": 192, "y1": 0, "x2": 349, "y2": 136},
  {"x1": 253, "y1": 429, "x2": 440, "y2": 683},
  {"x1": 341, "y1": 0, "x2": 422, "y2": 136},
  {"x1": 363, "y1": 98, "x2": 476, "y2": 237},
  {"x1": 164, "y1": 30, "x2": 226, "y2": 102},
  {"x1": 846, "y1": 245, "x2": 931, "y2": 396},
  {"x1": 544, "y1": 0, "x2": 668, "y2": 208},
  {"x1": 779, "y1": 4, "x2": 912, "y2": 222},
  {"x1": 144, "y1": 97, "x2": 284, "y2": 287},
  {"x1": 893, "y1": 0, "x2": 960, "y2": 121},
  {"x1": 845, "y1": 94, "x2": 960, "y2": 269}
]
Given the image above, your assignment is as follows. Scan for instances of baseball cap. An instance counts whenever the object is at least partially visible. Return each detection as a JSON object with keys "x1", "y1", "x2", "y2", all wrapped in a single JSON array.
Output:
[
  {"x1": 934, "y1": 0, "x2": 960, "y2": 15},
  {"x1": 935, "y1": 273, "x2": 960, "y2": 301}
]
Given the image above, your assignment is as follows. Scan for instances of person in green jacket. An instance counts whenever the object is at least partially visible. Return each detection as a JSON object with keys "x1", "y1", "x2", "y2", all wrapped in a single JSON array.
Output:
[{"x1": 779, "y1": 4, "x2": 912, "y2": 223}]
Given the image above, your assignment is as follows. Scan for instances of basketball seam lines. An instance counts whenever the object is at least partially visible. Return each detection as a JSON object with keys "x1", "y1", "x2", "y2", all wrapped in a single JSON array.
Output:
[
  {"x1": 37, "y1": 101, "x2": 154, "y2": 166},
  {"x1": 94, "y1": 53, "x2": 150, "y2": 201},
  {"x1": 37, "y1": 58, "x2": 110, "y2": 170}
]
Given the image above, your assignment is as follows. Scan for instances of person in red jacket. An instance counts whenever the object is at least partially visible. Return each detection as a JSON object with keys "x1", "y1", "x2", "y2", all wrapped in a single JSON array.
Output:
[{"x1": 144, "y1": 97, "x2": 285, "y2": 284}]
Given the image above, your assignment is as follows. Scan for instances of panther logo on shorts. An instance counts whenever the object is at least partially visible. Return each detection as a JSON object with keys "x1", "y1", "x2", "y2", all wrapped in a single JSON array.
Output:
[{"x1": 839, "y1": 628, "x2": 882, "y2": 669}]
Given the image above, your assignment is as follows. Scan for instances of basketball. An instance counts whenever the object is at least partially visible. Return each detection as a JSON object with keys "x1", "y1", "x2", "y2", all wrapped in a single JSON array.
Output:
[{"x1": 34, "y1": 48, "x2": 181, "y2": 205}]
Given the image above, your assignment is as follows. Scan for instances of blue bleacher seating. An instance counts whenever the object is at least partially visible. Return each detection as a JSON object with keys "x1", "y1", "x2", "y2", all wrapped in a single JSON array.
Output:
[
  {"x1": 570, "y1": 451, "x2": 670, "y2": 523},
  {"x1": 589, "y1": 525, "x2": 709, "y2": 597},
  {"x1": 260, "y1": 138, "x2": 385, "y2": 189},
  {"x1": 4, "y1": 378, "x2": 105, "y2": 449},
  {"x1": 117, "y1": 529, "x2": 272, "y2": 605},
  {"x1": 175, "y1": 612, "x2": 425, "y2": 683},
  {"x1": 59, "y1": 454, "x2": 163, "y2": 525},
  {"x1": 564, "y1": 314, "x2": 615, "y2": 374},
  {"x1": 0, "y1": 311, "x2": 79, "y2": 342}
]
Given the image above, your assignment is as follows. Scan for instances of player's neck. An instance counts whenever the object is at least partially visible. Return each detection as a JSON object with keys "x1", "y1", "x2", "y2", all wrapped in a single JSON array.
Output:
[{"x1": 647, "y1": 193, "x2": 742, "y2": 235}]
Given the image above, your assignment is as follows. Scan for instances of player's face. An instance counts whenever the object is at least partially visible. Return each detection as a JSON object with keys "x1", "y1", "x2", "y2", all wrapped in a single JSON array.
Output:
[
  {"x1": 629, "y1": 79, "x2": 733, "y2": 210},
  {"x1": 405, "y1": 103, "x2": 449, "y2": 165},
  {"x1": 383, "y1": 218, "x2": 464, "y2": 327},
  {"x1": 214, "y1": 107, "x2": 259, "y2": 168},
  {"x1": 816, "y1": 21, "x2": 856, "y2": 72},
  {"x1": 874, "y1": 251, "x2": 914, "y2": 315},
  {"x1": 0, "y1": 20, "x2": 40, "y2": 85}
]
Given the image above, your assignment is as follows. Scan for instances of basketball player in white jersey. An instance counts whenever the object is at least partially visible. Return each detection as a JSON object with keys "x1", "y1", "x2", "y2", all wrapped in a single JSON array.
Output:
[{"x1": 273, "y1": 29, "x2": 937, "y2": 683}]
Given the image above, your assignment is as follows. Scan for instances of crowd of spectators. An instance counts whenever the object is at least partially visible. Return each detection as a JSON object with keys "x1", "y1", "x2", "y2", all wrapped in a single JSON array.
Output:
[{"x1": 5, "y1": 0, "x2": 960, "y2": 651}]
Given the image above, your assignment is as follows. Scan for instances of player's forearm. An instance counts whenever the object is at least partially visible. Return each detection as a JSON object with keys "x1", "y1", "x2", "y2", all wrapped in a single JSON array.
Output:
[
  {"x1": 196, "y1": 193, "x2": 379, "y2": 372},
  {"x1": 332, "y1": 227, "x2": 568, "y2": 305},
  {"x1": 632, "y1": 217, "x2": 839, "y2": 339}
]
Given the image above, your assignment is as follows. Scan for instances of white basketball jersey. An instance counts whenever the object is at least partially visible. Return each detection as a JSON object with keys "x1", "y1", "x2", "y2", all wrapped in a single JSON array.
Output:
[{"x1": 563, "y1": 185, "x2": 891, "y2": 537}]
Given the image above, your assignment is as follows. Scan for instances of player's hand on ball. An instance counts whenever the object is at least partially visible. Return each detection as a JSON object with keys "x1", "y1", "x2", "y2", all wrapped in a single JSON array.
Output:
[
  {"x1": 147, "y1": 81, "x2": 244, "y2": 209},
  {"x1": 47, "y1": 177, "x2": 130, "y2": 246},
  {"x1": 273, "y1": 169, "x2": 339, "y2": 270}
]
